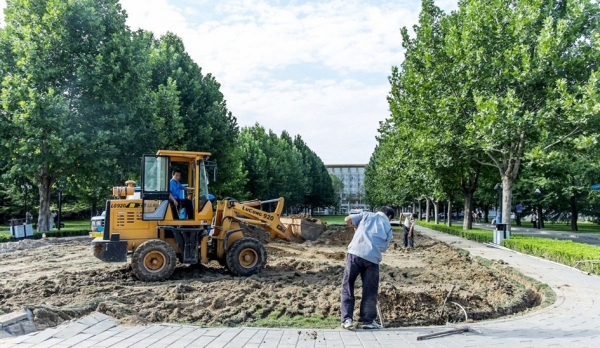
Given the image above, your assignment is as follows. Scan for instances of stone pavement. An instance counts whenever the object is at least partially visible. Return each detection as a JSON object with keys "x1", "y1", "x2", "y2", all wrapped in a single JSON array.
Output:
[{"x1": 1, "y1": 225, "x2": 599, "y2": 347}]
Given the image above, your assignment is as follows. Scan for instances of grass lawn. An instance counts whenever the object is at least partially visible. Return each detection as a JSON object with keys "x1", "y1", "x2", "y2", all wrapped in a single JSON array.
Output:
[
  {"x1": 314, "y1": 215, "x2": 347, "y2": 224},
  {"x1": 511, "y1": 221, "x2": 600, "y2": 233}
]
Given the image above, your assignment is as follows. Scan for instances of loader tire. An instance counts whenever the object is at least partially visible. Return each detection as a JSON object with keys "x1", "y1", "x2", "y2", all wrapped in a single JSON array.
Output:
[
  {"x1": 226, "y1": 237, "x2": 266, "y2": 277},
  {"x1": 132, "y1": 239, "x2": 177, "y2": 282}
]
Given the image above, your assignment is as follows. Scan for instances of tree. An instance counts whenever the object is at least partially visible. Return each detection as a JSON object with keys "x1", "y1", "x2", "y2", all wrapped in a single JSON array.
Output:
[
  {"x1": 294, "y1": 135, "x2": 335, "y2": 209},
  {"x1": 454, "y1": 0, "x2": 600, "y2": 232},
  {"x1": 384, "y1": 1, "x2": 484, "y2": 229},
  {"x1": 147, "y1": 32, "x2": 247, "y2": 198},
  {"x1": 0, "y1": 0, "x2": 153, "y2": 231},
  {"x1": 238, "y1": 125, "x2": 333, "y2": 211},
  {"x1": 371, "y1": 0, "x2": 600, "y2": 233},
  {"x1": 330, "y1": 174, "x2": 344, "y2": 210}
]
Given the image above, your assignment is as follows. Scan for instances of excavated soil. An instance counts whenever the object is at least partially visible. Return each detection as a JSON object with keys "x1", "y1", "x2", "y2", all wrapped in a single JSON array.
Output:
[{"x1": 0, "y1": 227, "x2": 551, "y2": 329}]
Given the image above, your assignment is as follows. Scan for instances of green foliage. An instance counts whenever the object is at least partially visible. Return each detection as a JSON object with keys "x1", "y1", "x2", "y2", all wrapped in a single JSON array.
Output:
[
  {"x1": 0, "y1": 0, "x2": 153, "y2": 231},
  {"x1": 421, "y1": 220, "x2": 600, "y2": 275},
  {"x1": 329, "y1": 174, "x2": 343, "y2": 208},
  {"x1": 0, "y1": 229, "x2": 90, "y2": 243},
  {"x1": 419, "y1": 221, "x2": 493, "y2": 243},
  {"x1": 368, "y1": 0, "x2": 600, "y2": 232},
  {"x1": 0, "y1": 219, "x2": 91, "y2": 243},
  {"x1": 146, "y1": 33, "x2": 247, "y2": 199},
  {"x1": 514, "y1": 221, "x2": 600, "y2": 233},
  {"x1": 0, "y1": 233, "x2": 14, "y2": 243},
  {"x1": 502, "y1": 237, "x2": 600, "y2": 275},
  {"x1": 314, "y1": 215, "x2": 346, "y2": 224},
  {"x1": 239, "y1": 125, "x2": 333, "y2": 209},
  {"x1": 0, "y1": 0, "x2": 249, "y2": 227},
  {"x1": 293, "y1": 135, "x2": 335, "y2": 208}
]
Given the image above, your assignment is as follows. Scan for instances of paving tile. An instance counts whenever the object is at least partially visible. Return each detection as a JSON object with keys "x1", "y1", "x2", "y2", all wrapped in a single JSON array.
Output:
[
  {"x1": 187, "y1": 334, "x2": 218, "y2": 347},
  {"x1": 244, "y1": 329, "x2": 268, "y2": 345},
  {"x1": 29, "y1": 337, "x2": 65, "y2": 348},
  {"x1": 52, "y1": 333, "x2": 94, "y2": 347},
  {"x1": 164, "y1": 338, "x2": 196, "y2": 348},
  {"x1": 109, "y1": 327, "x2": 170, "y2": 348},
  {"x1": 150, "y1": 327, "x2": 198, "y2": 346},
  {"x1": 52, "y1": 322, "x2": 91, "y2": 339},
  {"x1": 81, "y1": 318, "x2": 117, "y2": 335},
  {"x1": 22, "y1": 328, "x2": 62, "y2": 344},
  {"x1": 75, "y1": 315, "x2": 101, "y2": 327}
]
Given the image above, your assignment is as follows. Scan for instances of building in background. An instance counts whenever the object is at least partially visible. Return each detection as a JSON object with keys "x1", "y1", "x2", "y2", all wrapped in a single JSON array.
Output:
[{"x1": 326, "y1": 164, "x2": 367, "y2": 214}]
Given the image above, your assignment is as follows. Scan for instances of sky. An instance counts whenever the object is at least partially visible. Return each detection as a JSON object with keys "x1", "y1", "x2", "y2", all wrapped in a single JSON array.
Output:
[{"x1": 0, "y1": 0, "x2": 458, "y2": 164}]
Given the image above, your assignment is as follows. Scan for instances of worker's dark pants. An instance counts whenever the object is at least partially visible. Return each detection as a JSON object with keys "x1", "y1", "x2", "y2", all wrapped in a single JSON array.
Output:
[
  {"x1": 341, "y1": 254, "x2": 379, "y2": 323},
  {"x1": 403, "y1": 226, "x2": 414, "y2": 248},
  {"x1": 176, "y1": 199, "x2": 194, "y2": 219}
]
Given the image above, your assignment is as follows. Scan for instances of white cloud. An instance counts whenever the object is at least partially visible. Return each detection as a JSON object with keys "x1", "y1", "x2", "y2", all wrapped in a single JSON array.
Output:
[
  {"x1": 0, "y1": 0, "x2": 460, "y2": 163},
  {"x1": 229, "y1": 78, "x2": 390, "y2": 164},
  {"x1": 130, "y1": 0, "x2": 426, "y2": 164}
]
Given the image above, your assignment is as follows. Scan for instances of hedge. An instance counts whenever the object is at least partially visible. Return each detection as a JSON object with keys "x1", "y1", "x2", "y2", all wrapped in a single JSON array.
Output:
[
  {"x1": 418, "y1": 221, "x2": 493, "y2": 243},
  {"x1": 0, "y1": 229, "x2": 90, "y2": 244},
  {"x1": 418, "y1": 220, "x2": 600, "y2": 275},
  {"x1": 502, "y1": 236, "x2": 600, "y2": 275}
]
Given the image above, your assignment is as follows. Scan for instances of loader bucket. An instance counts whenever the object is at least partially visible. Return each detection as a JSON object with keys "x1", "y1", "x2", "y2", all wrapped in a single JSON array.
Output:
[{"x1": 280, "y1": 217, "x2": 326, "y2": 242}]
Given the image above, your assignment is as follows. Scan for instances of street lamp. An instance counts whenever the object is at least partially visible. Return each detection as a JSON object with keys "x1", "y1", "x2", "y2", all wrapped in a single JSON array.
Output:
[
  {"x1": 494, "y1": 183, "x2": 502, "y2": 224},
  {"x1": 20, "y1": 182, "x2": 32, "y2": 216}
]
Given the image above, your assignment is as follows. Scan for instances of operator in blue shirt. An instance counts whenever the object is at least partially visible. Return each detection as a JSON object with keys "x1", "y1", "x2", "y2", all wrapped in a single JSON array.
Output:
[
  {"x1": 169, "y1": 170, "x2": 194, "y2": 219},
  {"x1": 341, "y1": 206, "x2": 394, "y2": 330}
]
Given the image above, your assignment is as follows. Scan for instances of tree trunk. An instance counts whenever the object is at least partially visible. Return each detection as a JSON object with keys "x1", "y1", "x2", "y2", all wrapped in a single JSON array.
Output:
[
  {"x1": 426, "y1": 198, "x2": 431, "y2": 223},
  {"x1": 484, "y1": 206, "x2": 489, "y2": 223},
  {"x1": 37, "y1": 174, "x2": 53, "y2": 232},
  {"x1": 447, "y1": 200, "x2": 452, "y2": 227},
  {"x1": 570, "y1": 194, "x2": 578, "y2": 231},
  {"x1": 418, "y1": 200, "x2": 422, "y2": 221},
  {"x1": 501, "y1": 176, "x2": 513, "y2": 233},
  {"x1": 434, "y1": 200, "x2": 439, "y2": 224},
  {"x1": 537, "y1": 204, "x2": 544, "y2": 229},
  {"x1": 463, "y1": 192, "x2": 473, "y2": 230},
  {"x1": 412, "y1": 200, "x2": 416, "y2": 214}
]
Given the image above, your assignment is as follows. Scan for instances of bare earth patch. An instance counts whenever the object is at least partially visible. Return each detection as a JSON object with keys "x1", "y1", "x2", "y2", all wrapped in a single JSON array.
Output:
[{"x1": 0, "y1": 227, "x2": 552, "y2": 329}]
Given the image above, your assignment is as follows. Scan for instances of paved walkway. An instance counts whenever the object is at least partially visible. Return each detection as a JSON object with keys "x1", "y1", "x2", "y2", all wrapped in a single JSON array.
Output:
[{"x1": 2, "y1": 226, "x2": 599, "y2": 347}]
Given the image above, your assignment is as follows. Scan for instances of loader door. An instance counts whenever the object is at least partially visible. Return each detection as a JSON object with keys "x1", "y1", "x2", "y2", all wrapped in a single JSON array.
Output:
[{"x1": 140, "y1": 155, "x2": 171, "y2": 221}]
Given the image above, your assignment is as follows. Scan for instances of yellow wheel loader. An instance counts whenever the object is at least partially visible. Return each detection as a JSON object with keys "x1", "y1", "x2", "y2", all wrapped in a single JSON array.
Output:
[{"x1": 91, "y1": 150, "x2": 300, "y2": 282}]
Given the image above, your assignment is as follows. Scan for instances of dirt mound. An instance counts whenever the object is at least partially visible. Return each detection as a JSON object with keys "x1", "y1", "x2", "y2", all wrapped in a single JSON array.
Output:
[
  {"x1": 316, "y1": 225, "x2": 355, "y2": 245},
  {"x1": 0, "y1": 237, "x2": 91, "y2": 254},
  {"x1": 0, "y1": 232, "x2": 553, "y2": 329},
  {"x1": 240, "y1": 224, "x2": 272, "y2": 244}
]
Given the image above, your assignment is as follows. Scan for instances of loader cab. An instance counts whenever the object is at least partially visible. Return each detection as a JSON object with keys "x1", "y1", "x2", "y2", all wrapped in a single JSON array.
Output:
[{"x1": 140, "y1": 151, "x2": 214, "y2": 226}]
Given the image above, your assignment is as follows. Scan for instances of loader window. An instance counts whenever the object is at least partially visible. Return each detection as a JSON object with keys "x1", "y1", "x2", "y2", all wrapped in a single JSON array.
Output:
[
  {"x1": 141, "y1": 155, "x2": 170, "y2": 221},
  {"x1": 143, "y1": 156, "x2": 169, "y2": 192},
  {"x1": 199, "y1": 162, "x2": 209, "y2": 197}
]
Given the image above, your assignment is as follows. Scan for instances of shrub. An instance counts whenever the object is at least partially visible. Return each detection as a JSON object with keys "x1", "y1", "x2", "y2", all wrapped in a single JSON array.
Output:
[
  {"x1": 419, "y1": 220, "x2": 600, "y2": 275},
  {"x1": 0, "y1": 229, "x2": 90, "y2": 243},
  {"x1": 418, "y1": 221, "x2": 493, "y2": 243},
  {"x1": 503, "y1": 236, "x2": 600, "y2": 275},
  {"x1": 0, "y1": 233, "x2": 15, "y2": 243}
]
